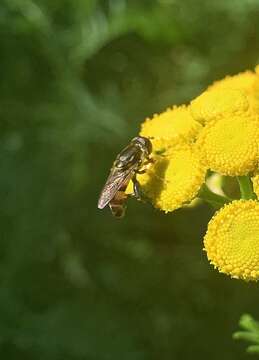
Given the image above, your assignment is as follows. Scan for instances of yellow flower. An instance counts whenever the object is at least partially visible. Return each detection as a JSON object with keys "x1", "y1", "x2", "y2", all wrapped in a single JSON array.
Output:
[
  {"x1": 140, "y1": 105, "x2": 202, "y2": 142},
  {"x1": 132, "y1": 139, "x2": 206, "y2": 212},
  {"x1": 209, "y1": 70, "x2": 258, "y2": 94},
  {"x1": 190, "y1": 88, "x2": 249, "y2": 124},
  {"x1": 196, "y1": 114, "x2": 259, "y2": 176},
  {"x1": 207, "y1": 70, "x2": 259, "y2": 114},
  {"x1": 204, "y1": 200, "x2": 259, "y2": 281}
]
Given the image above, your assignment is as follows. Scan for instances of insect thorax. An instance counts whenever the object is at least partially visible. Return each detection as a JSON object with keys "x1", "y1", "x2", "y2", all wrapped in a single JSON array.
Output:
[{"x1": 115, "y1": 144, "x2": 144, "y2": 169}]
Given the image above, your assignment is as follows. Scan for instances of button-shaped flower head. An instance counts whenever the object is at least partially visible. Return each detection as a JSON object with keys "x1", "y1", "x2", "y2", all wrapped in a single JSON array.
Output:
[
  {"x1": 204, "y1": 200, "x2": 259, "y2": 281},
  {"x1": 140, "y1": 105, "x2": 202, "y2": 142},
  {"x1": 190, "y1": 70, "x2": 259, "y2": 125},
  {"x1": 196, "y1": 114, "x2": 259, "y2": 176},
  {"x1": 190, "y1": 88, "x2": 250, "y2": 125},
  {"x1": 135, "y1": 139, "x2": 206, "y2": 212},
  {"x1": 209, "y1": 70, "x2": 258, "y2": 94}
]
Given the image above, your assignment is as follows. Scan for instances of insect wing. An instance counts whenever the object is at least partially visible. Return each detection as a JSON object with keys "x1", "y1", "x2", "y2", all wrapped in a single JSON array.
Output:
[{"x1": 98, "y1": 165, "x2": 136, "y2": 209}]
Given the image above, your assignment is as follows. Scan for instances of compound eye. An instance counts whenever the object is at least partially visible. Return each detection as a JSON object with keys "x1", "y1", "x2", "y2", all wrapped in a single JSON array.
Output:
[
  {"x1": 140, "y1": 137, "x2": 152, "y2": 154},
  {"x1": 133, "y1": 136, "x2": 152, "y2": 154}
]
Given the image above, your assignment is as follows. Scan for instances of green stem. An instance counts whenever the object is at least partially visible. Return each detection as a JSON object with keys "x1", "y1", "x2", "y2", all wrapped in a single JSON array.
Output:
[
  {"x1": 198, "y1": 183, "x2": 231, "y2": 210},
  {"x1": 237, "y1": 176, "x2": 257, "y2": 200}
]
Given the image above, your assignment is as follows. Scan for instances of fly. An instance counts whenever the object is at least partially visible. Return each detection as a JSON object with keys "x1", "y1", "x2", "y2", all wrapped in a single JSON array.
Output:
[{"x1": 98, "y1": 136, "x2": 153, "y2": 218}]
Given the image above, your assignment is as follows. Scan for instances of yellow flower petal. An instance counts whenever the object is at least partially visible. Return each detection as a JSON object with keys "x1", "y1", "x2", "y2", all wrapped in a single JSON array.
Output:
[
  {"x1": 136, "y1": 142, "x2": 206, "y2": 212},
  {"x1": 140, "y1": 105, "x2": 202, "y2": 142},
  {"x1": 190, "y1": 88, "x2": 249, "y2": 124},
  {"x1": 204, "y1": 200, "x2": 259, "y2": 281},
  {"x1": 196, "y1": 114, "x2": 259, "y2": 176}
]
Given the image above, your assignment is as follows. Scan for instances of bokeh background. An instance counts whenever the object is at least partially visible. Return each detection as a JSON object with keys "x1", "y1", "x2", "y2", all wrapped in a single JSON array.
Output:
[{"x1": 2, "y1": 0, "x2": 259, "y2": 359}]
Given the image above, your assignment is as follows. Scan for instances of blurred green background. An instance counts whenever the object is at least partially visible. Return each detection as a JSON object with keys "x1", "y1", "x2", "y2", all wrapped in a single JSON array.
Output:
[{"x1": 2, "y1": 0, "x2": 259, "y2": 359}]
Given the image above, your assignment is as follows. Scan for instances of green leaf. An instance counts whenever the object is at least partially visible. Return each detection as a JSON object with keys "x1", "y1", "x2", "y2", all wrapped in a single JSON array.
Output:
[{"x1": 234, "y1": 314, "x2": 259, "y2": 355}]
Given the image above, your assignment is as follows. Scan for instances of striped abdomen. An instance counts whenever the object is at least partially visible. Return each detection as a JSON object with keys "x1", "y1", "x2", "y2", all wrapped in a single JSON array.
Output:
[{"x1": 109, "y1": 182, "x2": 128, "y2": 218}]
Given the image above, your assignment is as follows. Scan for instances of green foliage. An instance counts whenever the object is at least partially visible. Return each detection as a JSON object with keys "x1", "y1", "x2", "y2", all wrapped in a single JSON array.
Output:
[
  {"x1": 1, "y1": 0, "x2": 259, "y2": 359},
  {"x1": 234, "y1": 314, "x2": 259, "y2": 354}
]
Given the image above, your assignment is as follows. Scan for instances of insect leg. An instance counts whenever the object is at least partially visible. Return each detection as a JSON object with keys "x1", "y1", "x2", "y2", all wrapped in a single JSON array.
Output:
[
  {"x1": 147, "y1": 156, "x2": 155, "y2": 163},
  {"x1": 132, "y1": 175, "x2": 142, "y2": 201},
  {"x1": 136, "y1": 169, "x2": 146, "y2": 175},
  {"x1": 139, "y1": 157, "x2": 155, "y2": 170}
]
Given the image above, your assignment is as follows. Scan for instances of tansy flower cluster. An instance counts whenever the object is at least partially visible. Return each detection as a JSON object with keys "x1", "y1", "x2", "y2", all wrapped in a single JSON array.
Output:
[{"x1": 130, "y1": 67, "x2": 259, "y2": 281}]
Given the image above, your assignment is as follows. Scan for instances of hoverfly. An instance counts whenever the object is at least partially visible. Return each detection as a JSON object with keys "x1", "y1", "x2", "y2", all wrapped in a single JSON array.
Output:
[{"x1": 98, "y1": 136, "x2": 153, "y2": 218}]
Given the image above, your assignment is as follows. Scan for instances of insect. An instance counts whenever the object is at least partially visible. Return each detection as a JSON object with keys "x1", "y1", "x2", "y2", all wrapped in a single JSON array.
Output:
[{"x1": 98, "y1": 136, "x2": 153, "y2": 218}]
